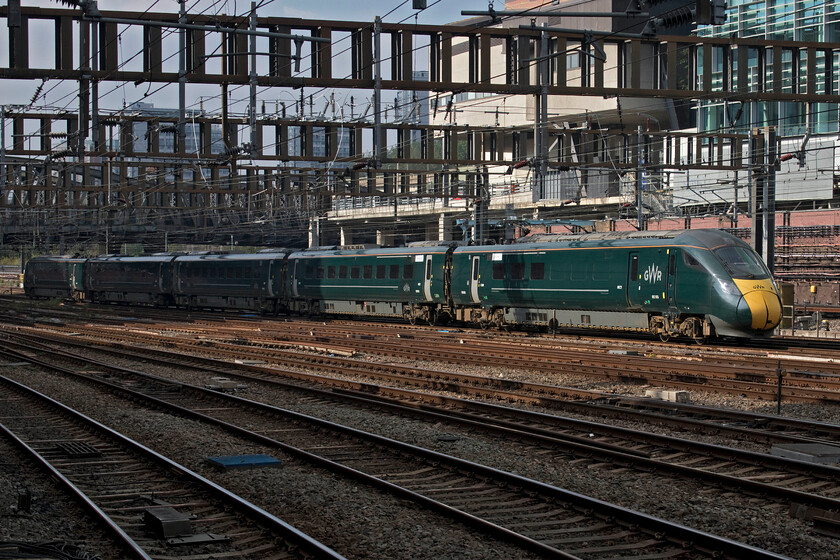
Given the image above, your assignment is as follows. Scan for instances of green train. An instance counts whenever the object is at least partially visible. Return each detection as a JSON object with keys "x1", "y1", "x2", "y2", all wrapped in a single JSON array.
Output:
[{"x1": 24, "y1": 229, "x2": 782, "y2": 342}]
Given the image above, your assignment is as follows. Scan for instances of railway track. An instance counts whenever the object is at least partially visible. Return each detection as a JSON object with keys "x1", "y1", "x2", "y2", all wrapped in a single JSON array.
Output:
[
  {"x1": 6, "y1": 325, "x2": 840, "y2": 450},
  {"x1": 18, "y1": 315, "x2": 840, "y2": 404},
  {"x1": 0, "y1": 375, "x2": 346, "y2": 560},
  {"x1": 0, "y1": 339, "x2": 794, "y2": 560},
  {"x1": 4, "y1": 329, "x2": 840, "y2": 538}
]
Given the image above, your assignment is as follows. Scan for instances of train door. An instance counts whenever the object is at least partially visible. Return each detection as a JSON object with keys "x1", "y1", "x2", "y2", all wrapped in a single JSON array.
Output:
[
  {"x1": 627, "y1": 252, "x2": 642, "y2": 308},
  {"x1": 423, "y1": 256, "x2": 433, "y2": 301},
  {"x1": 470, "y1": 256, "x2": 481, "y2": 304},
  {"x1": 666, "y1": 249, "x2": 677, "y2": 307},
  {"x1": 291, "y1": 260, "x2": 300, "y2": 297}
]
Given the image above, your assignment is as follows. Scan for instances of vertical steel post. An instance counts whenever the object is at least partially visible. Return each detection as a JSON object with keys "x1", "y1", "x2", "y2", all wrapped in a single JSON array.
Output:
[
  {"x1": 637, "y1": 125, "x2": 644, "y2": 230},
  {"x1": 0, "y1": 105, "x2": 5, "y2": 196},
  {"x1": 533, "y1": 25, "x2": 548, "y2": 204},
  {"x1": 249, "y1": 1, "x2": 258, "y2": 157},
  {"x1": 178, "y1": 0, "x2": 186, "y2": 154},
  {"x1": 79, "y1": 16, "x2": 90, "y2": 158},
  {"x1": 373, "y1": 16, "x2": 382, "y2": 168}
]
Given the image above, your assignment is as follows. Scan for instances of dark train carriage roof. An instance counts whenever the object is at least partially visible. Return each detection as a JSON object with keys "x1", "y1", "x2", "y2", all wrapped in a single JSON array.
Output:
[
  {"x1": 174, "y1": 251, "x2": 289, "y2": 263},
  {"x1": 480, "y1": 229, "x2": 747, "y2": 251},
  {"x1": 27, "y1": 255, "x2": 87, "y2": 262},
  {"x1": 88, "y1": 254, "x2": 180, "y2": 263},
  {"x1": 289, "y1": 245, "x2": 452, "y2": 259}
]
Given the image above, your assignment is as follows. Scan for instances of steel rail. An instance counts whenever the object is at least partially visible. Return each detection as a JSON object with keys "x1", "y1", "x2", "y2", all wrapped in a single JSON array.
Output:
[
  {"x1": 0, "y1": 336, "x2": 820, "y2": 560},
  {"x1": 0, "y1": 373, "x2": 348, "y2": 560}
]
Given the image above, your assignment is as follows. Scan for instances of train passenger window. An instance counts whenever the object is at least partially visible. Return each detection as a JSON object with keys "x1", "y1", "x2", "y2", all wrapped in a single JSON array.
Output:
[
  {"x1": 403, "y1": 264, "x2": 414, "y2": 279},
  {"x1": 244, "y1": 268, "x2": 251, "y2": 279},
  {"x1": 351, "y1": 266, "x2": 360, "y2": 279},
  {"x1": 236, "y1": 268, "x2": 242, "y2": 279},
  {"x1": 492, "y1": 262, "x2": 505, "y2": 280},
  {"x1": 210, "y1": 268, "x2": 216, "y2": 279},
  {"x1": 376, "y1": 265, "x2": 386, "y2": 279},
  {"x1": 327, "y1": 266, "x2": 336, "y2": 279},
  {"x1": 389, "y1": 265, "x2": 399, "y2": 279},
  {"x1": 339, "y1": 265, "x2": 348, "y2": 279},
  {"x1": 630, "y1": 255, "x2": 639, "y2": 280},
  {"x1": 530, "y1": 262, "x2": 545, "y2": 280},
  {"x1": 510, "y1": 262, "x2": 525, "y2": 280},
  {"x1": 570, "y1": 263, "x2": 589, "y2": 281},
  {"x1": 317, "y1": 267, "x2": 325, "y2": 279},
  {"x1": 305, "y1": 265, "x2": 314, "y2": 279},
  {"x1": 363, "y1": 265, "x2": 373, "y2": 279}
]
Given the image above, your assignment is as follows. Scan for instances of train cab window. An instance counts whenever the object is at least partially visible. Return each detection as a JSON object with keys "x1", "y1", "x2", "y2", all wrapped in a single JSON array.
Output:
[
  {"x1": 425, "y1": 259, "x2": 432, "y2": 280},
  {"x1": 389, "y1": 264, "x2": 399, "y2": 279},
  {"x1": 472, "y1": 259, "x2": 479, "y2": 280},
  {"x1": 713, "y1": 246, "x2": 770, "y2": 279},
  {"x1": 327, "y1": 266, "x2": 336, "y2": 279},
  {"x1": 630, "y1": 255, "x2": 639, "y2": 280},
  {"x1": 376, "y1": 265, "x2": 386, "y2": 279},
  {"x1": 339, "y1": 265, "x2": 347, "y2": 279},
  {"x1": 317, "y1": 267, "x2": 325, "y2": 279},
  {"x1": 530, "y1": 262, "x2": 545, "y2": 280},
  {"x1": 492, "y1": 262, "x2": 506, "y2": 280},
  {"x1": 351, "y1": 266, "x2": 360, "y2": 279},
  {"x1": 363, "y1": 265, "x2": 373, "y2": 279},
  {"x1": 683, "y1": 252, "x2": 705, "y2": 271},
  {"x1": 668, "y1": 252, "x2": 677, "y2": 275},
  {"x1": 510, "y1": 262, "x2": 525, "y2": 280},
  {"x1": 403, "y1": 264, "x2": 414, "y2": 279}
]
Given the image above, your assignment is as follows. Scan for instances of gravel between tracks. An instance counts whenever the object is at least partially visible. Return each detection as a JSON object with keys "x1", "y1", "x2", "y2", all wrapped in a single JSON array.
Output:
[{"x1": 4, "y1": 327, "x2": 840, "y2": 560}]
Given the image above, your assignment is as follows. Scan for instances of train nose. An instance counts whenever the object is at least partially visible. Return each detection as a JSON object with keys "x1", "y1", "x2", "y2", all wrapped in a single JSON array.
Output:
[{"x1": 736, "y1": 289, "x2": 782, "y2": 330}]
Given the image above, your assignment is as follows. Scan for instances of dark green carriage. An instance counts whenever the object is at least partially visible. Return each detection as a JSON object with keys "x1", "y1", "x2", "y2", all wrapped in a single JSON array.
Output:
[
  {"x1": 87, "y1": 255, "x2": 178, "y2": 306},
  {"x1": 287, "y1": 246, "x2": 449, "y2": 323},
  {"x1": 173, "y1": 252, "x2": 289, "y2": 313},
  {"x1": 23, "y1": 256, "x2": 86, "y2": 300}
]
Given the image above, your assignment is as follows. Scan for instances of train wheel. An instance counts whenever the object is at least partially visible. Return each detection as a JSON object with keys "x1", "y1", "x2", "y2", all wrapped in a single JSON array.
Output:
[
  {"x1": 659, "y1": 332, "x2": 671, "y2": 342},
  {"x1": 682, "y1": 317, "x2": 707, "y2": 345}
]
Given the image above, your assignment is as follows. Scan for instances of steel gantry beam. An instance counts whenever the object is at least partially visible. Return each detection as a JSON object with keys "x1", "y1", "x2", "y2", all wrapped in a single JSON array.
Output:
[{"x1": 1, "y1": 6, "x2": 840, "y2": 103}]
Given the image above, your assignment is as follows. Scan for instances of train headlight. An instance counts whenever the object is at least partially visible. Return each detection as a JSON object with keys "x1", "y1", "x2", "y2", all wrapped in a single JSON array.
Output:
[{"x1": 717, "y1": 279, "x2": 741, "y2": 296}]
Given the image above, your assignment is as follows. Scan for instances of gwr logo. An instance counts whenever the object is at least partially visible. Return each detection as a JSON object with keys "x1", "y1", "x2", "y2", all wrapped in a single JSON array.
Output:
[{"x1": 644, "y1": 264, "x2": 662, "y2": 284}]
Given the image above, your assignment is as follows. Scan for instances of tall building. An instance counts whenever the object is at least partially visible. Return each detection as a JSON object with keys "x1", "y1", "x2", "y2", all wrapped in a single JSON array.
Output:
[{"x1": 697, "y1": 0, "x2": 840, "y2": 134}]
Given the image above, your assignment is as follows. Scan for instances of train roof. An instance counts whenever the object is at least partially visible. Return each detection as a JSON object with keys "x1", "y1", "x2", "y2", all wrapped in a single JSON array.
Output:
[
  {"x1": 457, "y1": 229, "x2": 748, "y2": 252},
  {"x1": 289, "y1": 245, "x2": 452, "y2": 258},
  {"x1": 27, "y1": 255, "x2": 86, "y2": 262},
  {"x1": 174, "y1": 252, "x2": 289, "y2": 263},
  {"x1": 88, "y1": 254, "x2": 180, "y2": 263}
]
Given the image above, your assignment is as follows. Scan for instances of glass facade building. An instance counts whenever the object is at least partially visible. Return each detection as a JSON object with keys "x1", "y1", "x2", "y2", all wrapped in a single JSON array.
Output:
[{"x1": 697, "y1": 0, "x2": 840, "y2": 135}]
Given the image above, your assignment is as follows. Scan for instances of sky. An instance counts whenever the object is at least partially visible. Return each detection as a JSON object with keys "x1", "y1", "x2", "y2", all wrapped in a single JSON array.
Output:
[
  {"x1": 3, "y1": 0, "x2": 492, "y2": 111},
  {"x1": 22, "y1": 0, "x2": 488, "y2": 25}
]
